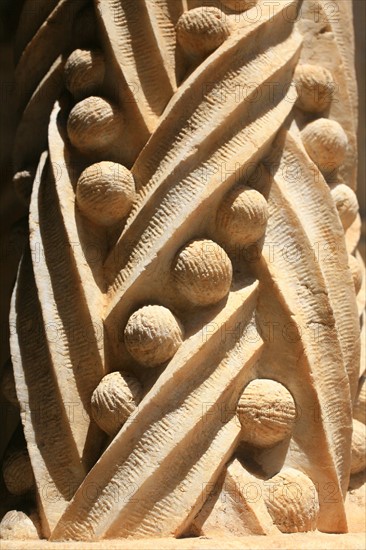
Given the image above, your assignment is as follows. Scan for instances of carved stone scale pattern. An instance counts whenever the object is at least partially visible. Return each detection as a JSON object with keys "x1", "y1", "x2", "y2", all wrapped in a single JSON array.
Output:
[{"x1": 1, "y1": 0, "x2": 365, "y2": 542}]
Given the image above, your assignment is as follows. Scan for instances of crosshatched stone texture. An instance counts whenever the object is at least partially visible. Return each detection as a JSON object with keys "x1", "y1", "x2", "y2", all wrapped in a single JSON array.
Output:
[{"x1": 0, "y1": 0, "x2": 365, "y2": 545}]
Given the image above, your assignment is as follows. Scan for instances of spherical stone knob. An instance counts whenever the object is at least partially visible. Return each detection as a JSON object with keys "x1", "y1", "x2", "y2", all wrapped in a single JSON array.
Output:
[
  {"x1": 350, "y1": 419, "x2": 366, "y2": 475},
  {"x1": 237, "y1": 379, "x2": 297, "y2": 447},
  {"x1": 0, "y1": 511, "x2": 39, "y2": 540},
  {"x1": 124, "y1": 305, "x2": 184, "y2": 367},
  {"x1": 2, "y1": 449, "x2": 35, "y2": 496},
  {"x1": 172, "y1": 239, "x2": 232, "y2": 306},
  {"x1": 76, "y1": 161, "x2": 135, "y2": 226},
  {"x1": 176, "y1": 7, "x2": 231, "y2": 57},
  {"x1": 91, "y1": 371, "x2": 143, "y2": 436},
  {"x1": 264, "y1": 468, "x2": 319, "y2": 533},
  {"x1": 67, "y1": 96, "x2": 122, "y2": 155},
  {"x1": 329, "y1": 183, "x2": 359, "y2": 230},
  {"x1": 220, "y1": 0, "x2": 259, "y2": 12},
  {"x1": 64, "y1": 49, "x2": 105, "y2": 99},
  {"x1": 301, "y1": 118, "x2": 348, "y2": 174},
  {"x1": 217, "y1": 185, "x2": 269, "y2": 246},
  {"x1": 294, "y1": 64, "x2": 335, "y2": 113}
]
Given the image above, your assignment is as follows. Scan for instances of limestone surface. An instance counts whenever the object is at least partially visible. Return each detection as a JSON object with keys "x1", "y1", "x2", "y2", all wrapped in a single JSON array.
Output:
[{"x1": 1, "y1": 0, "x2": 364, "y2": 544}]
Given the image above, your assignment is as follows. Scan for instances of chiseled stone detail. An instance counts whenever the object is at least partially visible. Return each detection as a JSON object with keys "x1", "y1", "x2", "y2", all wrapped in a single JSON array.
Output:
[
  {"x1": 91, "y1": 371, "x2": 143, "y2": 436},
  {"x1": 3, "y1": 0, "x2": 364, "y2": 543},
  {"x1": 263, "y1": 469, "x2": 320, "y2": 534},
  {"x1": 237, "y1": 379, "x2": 297, "y2": 448}
]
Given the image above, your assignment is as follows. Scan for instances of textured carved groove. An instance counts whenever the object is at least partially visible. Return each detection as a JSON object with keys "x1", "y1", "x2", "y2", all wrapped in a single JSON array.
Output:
[
  {"x1": 52, "y1": 283, "x2": 262, "y2": 539},
  {"x1": 3, "y1": 0, "x2": 364, "y2": 542},
  {"x1": 269, "y1": 130, "x2": 360, "y2": 400},
  {"x1": 253, "y1": 164, "x2": 351, "y2": 532},
  {"x1": 10, "y1": 252, "x2": 88, "y2": 537},
  {"x1": 13, "y1": 57, "x2": 64, "y2": 174},
  {"x1": 15, "y1": 0, "x2": 89, "y2": 112}
]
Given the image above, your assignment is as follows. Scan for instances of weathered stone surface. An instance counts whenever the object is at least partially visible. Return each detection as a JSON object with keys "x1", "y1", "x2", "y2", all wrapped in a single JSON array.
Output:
[{"x1": 1, "y1": 0, "x2": 364, "y2": 544}]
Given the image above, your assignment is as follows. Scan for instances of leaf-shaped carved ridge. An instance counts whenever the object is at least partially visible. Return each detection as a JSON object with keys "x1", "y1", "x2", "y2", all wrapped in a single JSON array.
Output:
[
  {"x1": 13, "y1": 57, "x2": 65, "y2": 173},
  {"x1": 10, "y1": 104, "x2": 107, "y2": 536},
  {"x1": 297, "y1": 0, "x2": 358, "y2": 189},
  {"x1": 318, "y1": 0, "x2": 358, "y2": 120},
  {"x1": 94, "y1": 0, "x2": 185, "y2": 164},
  {"x1": 190, "y1": 459, "x2": 281, "y2": 536},
  {"x1": 271, "y1": 130, "x2": 360, "y2": 401},
  {"x1": 52, "y1": 282, "x2": 263, "y2": 540},
  {"x1": 15, "y1": 0, "x2": 61, "y2": 61},
  {"x1": 104, "y1": 0, "x2": 302, "y2": 363},
  {"x1": 14, "y1": 0, "x2": 89, "y2": 112},
  {"x1": 251, "y1": 155, "x2": 353, "y2": 532},
  {"x1": 13, "y1": 0, "x2": 98, "y2": 176},
  {"x1": 10, "y1": 251, "x2": 88, "y2": 539},
  {"x1": 7, "y1": 0, "x2": 362, "y2": 540},
  {"x1": 49, "y1": 0, "x2": 301, "y2": 540}
]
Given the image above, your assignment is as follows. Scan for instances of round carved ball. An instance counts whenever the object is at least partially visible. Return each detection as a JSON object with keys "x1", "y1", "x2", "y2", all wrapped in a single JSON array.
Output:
[
  {"x1": 67, "y1": 96, "x2": 122, "y2": 155},
  {"x1": 76, "y1": 161, "x2": 135, "y2": 226},
  {"x1": 91, "y1": 371, "x2": 142, "y2": 436},
  {"x1": 217, "y1": 185, "x2": 269, "y2": 245},
  {"x1": 294, "y1": 64, "x2": 335, "y2": 113},
  {"x1": 264, "y1": 468, "x2": 319, "y2": 533},
  {"x1": 301, "y1": 118, "x2": 348, "y2": 174},
  {"x1": 172, "y1": 239, "x2": 232, "y2": 306},
  {"x1": 176, "y1": 8, "x2": 231, "y2": 56},
  {"x1": 2, "y1": 449, "x2": 34, "y2": 496},
  {"x1": 350, "y1": 419, "x2": 366, "y2": 475},
  {"x1": 220, "y1": 0, "x2": 259, "y2": 12},
  {"x1": 124, "y1": 306, "x2": 184, "y2": 367},
  {"x1": 0, "y1": 511, "x2": 39, "y2": 541},
  {"x1": 64, "y1": 49, "x2": 105, "y2": 99},
  {"x1": 329, "y1": 183, "x2": 359, "y2": 230},
  {"x1": 237, "y1": 379, "x2": 296, "y2": 447}
]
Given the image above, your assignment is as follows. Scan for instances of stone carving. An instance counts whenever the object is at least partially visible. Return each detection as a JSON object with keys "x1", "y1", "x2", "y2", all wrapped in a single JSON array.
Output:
[
  {"x1": 1, "y1": 0, "x2": 364, "y2": 544},
  {"x1": 236, "y1": 379, "x2": 297, "y2": 448}
]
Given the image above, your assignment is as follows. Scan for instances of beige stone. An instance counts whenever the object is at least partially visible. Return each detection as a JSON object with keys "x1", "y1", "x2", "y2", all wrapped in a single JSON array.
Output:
[
  {"x1": 1, "y1": 534, "x2": 366, "y2": 549},
  {"x1": 349, "y1": 254, "x2": 364, "y2": 295},
  {"x1": 91, "y1": 371, "x2": 142, "y2": 436},
  {"x1": 263, "y1": 469, "x2": 320, "y2": 533},
  {"x1": 4, "y1": 0, "x2": 363, "y2": 544},
  {"x1": 124, "y1": 305, "x2": 184, "y2": 367},
  {"x1": 220, "y1": 0, "x2": 259, "y2": 12},
  {"x1": 172, "y1": 239, "x2": 233, "y2": 306},
  {"x1": 301, "y1": 119, "x2": 349, "y2": 175},
  {"x1": 237, "y1": 379, "x2": 297, "y2": 448},
  {"x1": 176, "y1": 8, "x2": 232, "y2": 57},
  {"x1": 76, "y1": 161, "x2": 135, "y2": 226},
  {"x1": 67, "y1": 97, "x2": 123, "y2": 155},
  {"x1": 353, "y1": 376, "x2": 366, "y2": 424},
  {"x1": 294, "y1": 64, "x2": 335, "y2": 114},
  {"x1": 0, "y1": 511, "x2": 39, "y2": 541},
  {"x1": 350, "y1": 420, "x2": 366, "y2": 475},
  {"x1": 330, "y1": 183, "x2": 359, "y2": 230},
  {"x1": 217, "y1": 185, "x2": 269, "y2": 246},
  {"x1": 64, "y1": 49, "x2": 105, "y2": 100}
]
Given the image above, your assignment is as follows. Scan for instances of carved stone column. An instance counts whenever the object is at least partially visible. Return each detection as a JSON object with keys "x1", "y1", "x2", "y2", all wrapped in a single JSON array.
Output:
[{"x1": 1, "y1": 0, "x2": 365, "y2": 545}]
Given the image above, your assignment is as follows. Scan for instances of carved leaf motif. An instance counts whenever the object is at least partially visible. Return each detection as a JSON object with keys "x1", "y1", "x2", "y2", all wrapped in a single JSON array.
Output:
[{"x1": 6, "y1": 0, "x2": 363, "y2": 541}]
